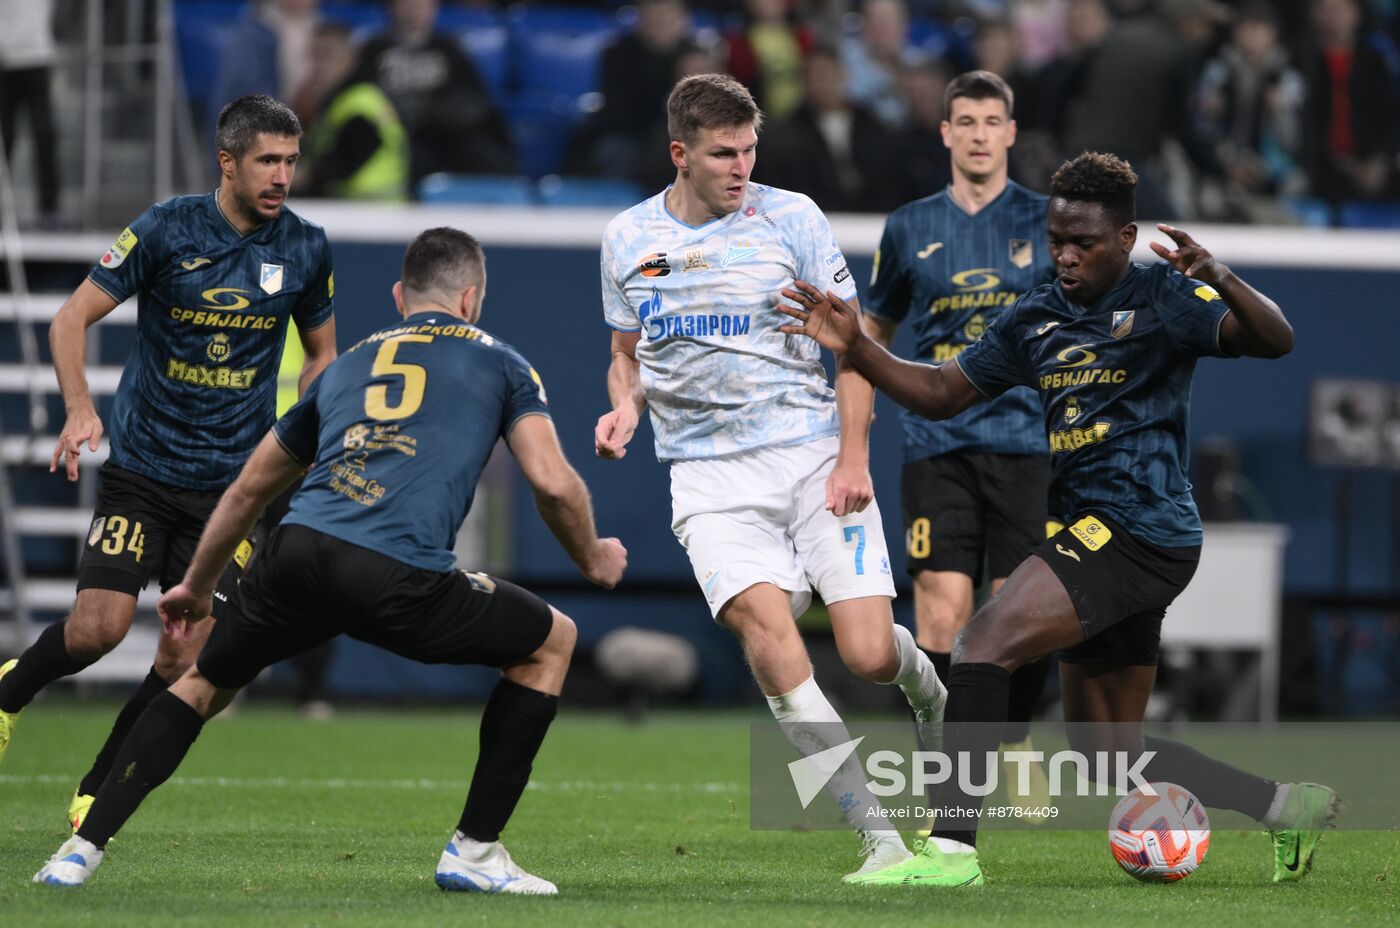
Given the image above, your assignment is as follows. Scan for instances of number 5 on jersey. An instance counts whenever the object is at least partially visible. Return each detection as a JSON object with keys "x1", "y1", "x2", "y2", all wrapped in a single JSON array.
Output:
[{"x1": 365, "y1": 334, "x2": 432, "y2": 420}]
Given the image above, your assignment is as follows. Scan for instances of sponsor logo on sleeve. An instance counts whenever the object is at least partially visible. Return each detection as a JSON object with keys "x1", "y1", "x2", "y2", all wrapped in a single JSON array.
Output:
[
  {"x1": 529, "y1": 366, "x2": 548, "y2": 404},
  {"x1": 833, "y1": 266, "x2": 850, "y2": 284},
  {"x1": 100, "y1": 227, "x2": 138, "y2": 269},
  {"x1": 1194, "y1": 284, "x2": 1221, "y2": 302}
]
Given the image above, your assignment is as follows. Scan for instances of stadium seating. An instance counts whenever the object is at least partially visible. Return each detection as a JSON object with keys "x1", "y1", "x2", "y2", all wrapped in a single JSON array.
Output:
[
  {"x1": 1336, "y1": 201, "x2": 1400, "y2": 230},
  {"x1": 537, "y1": 176, "x2": 646, "y2": 209},
  {"x1": 416, "y1": 173, "x2": 536, "y2": 207}
]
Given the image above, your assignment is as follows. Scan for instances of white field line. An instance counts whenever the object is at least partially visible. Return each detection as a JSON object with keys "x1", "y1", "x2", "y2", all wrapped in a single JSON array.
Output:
[{"x1": 0, "y1": 773, "x2": 742, "y2": 794}]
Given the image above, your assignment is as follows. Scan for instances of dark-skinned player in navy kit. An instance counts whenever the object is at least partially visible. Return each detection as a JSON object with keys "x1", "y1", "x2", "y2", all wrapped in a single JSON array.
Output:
[{"x1": 777, "y1": 152, "x2": 1338, "y2": 888}]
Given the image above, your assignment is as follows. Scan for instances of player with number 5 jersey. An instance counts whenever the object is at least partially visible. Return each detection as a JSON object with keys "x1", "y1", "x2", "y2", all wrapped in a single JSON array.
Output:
[{"x1": 34, "y1": 228, "x2": 626, "y2": 892}]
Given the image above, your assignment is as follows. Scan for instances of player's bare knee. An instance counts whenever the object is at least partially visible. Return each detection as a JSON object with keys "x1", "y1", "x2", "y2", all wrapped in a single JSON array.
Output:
[
  {"x1": 152, "y1": 651, "x2": 195, "y2": 684},
  {"x1": 952, "y1": 609, "x2": 1023, "y2": 670},
  {"x1": 837, "y1": 638, "x2": 898, "y2": 682},
  {"x1": 544, "y1": 609, "x2": 577, "y2": 662},
  {"x1": 63, "y1": 609, "x2": 130, "y2": 660}
]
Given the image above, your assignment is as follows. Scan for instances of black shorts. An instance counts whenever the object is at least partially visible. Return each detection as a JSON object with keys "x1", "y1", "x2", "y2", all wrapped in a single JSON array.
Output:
[
  {"x1": 901, "y1": 452, "x2": 1052, "y2": 583},
  {"x1": 77, "y1": 462, "x2": 247, "y2": 620},
  {"x1": 198, "y1": 524, "x2": 555, "y2": 689},
  {"x1": 1033, "y1": 513, "x2": 1200, "y2": 666}
]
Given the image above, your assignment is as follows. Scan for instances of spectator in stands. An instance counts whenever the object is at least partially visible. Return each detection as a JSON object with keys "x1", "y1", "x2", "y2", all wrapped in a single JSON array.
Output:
[
  {"x1": 969, "y1": 18, "x2": 1034, "y2": 120},
  {"x1": 0, "y1": 0, "x2": 59, "y2": 219},
  {"x1": 210, "y1": 0, "x2": 321, "y2": 136},
  {"x1": 573, "y1": 0, "x2": 698, "y2": 181},
  {"x1": 723, "y1": 0, "x2": 814, "y2": 122},
  {"x1": 636, "y1": 44, "x2": 720, "y2": 194},
  {"x1": 299, "y1": 22, "x2": 409, "y2": 201},
  {"x1": 1057, "y1": 0, "x2": 1225, "y2": 218},
  {"x1": 1010, "y1": 0, "x2": 1067, "y2": 70},
  {"x1": 840, "y1": 0, "x2": 927, "y2": 130},
  {"x1": 761, "y1": 45, "x2": 905, "y2": 212},
  {"x1": 895, "y1": 59, "x2": 953, "y2": 201},
  {"x1": 1197, "y1": 1, "x2": 1308, "y2": 217},
  {"x1": 1299, "y1": 0, "x2": 1400, "y2": 203},
  {"x1": 360, "y1": 0, "x2": 516, "y2": 188}
]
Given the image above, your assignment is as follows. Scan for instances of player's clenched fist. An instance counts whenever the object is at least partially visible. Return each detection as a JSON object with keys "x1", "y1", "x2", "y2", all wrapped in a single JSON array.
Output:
[{"x1": 583, "y1": 537, "x2": 628, "y2": 589}]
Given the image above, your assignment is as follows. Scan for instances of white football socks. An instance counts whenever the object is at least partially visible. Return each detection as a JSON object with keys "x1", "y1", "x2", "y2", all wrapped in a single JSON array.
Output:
[
  {"x1": 767, "y1": 675, "x2": 901, "y2": 838},
  {"x1": 889, "y1": 622, "x2": 946, "y2": 706}
]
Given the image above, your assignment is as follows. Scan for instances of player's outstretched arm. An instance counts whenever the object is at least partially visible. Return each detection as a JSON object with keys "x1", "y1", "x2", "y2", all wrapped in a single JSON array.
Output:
[
  {"x1": 49, "y1": 279, "x2": 120, "y2": 481},
  {"x1": 595, "y1": 329, "x2": 646, "y2": 460},
  {"x1": 509, "y1": 414, "x2": 627, "y2": 588},
  {"x1": 1151, "y1": 223, "x2": 1294, "y2": 358},
  {"x1": 777, "y1": 279, "x2": 983, "y2": 421},
  {"x1": 158, "y1": 432, "x2": 305, "y2": 639}
]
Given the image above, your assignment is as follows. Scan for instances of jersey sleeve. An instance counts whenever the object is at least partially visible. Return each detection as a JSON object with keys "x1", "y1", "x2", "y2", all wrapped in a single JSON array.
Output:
[
  {"x1": 88, "y1": 206, "x2": 165, "y2": 304},
  {"x1": 600, "y1": 235, "x2": 639, "y2": 331},
  {"x1": 1158, "y1": 265, "x2": 1235, "y2": 358},
  {"x1": 792, "y1": 198, "x2": 858, "y2": 302},
  {"x1": 292, "y1": 232, "x2": 335, "y2": 331},
  {"x1": 272, "y1": 372, "x2": 324, "y2": 466},
  {"x1": 952, "y1": 306, "x2": 1034, "y2": 398},
  {"x1": 500, "y1": 350, "x2": 552, "y2": 436},
  {"x1": 863, "y1": 216, "x2": 910, "y2": 323}
]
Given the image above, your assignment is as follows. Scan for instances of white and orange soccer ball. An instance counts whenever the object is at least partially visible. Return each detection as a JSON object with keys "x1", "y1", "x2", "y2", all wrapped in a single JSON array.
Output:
[{"x1": 1108, "y1": 782, "x2": 1210, "y2": 882}]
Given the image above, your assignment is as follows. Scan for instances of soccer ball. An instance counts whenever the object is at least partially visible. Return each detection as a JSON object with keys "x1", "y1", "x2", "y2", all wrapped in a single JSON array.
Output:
[{"x1": 1108, "y1": 782, "x2": 1210, "y2": 882}]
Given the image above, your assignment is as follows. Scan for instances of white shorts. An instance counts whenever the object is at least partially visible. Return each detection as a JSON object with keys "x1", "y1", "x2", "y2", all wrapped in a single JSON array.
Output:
[{"x1": 670, "y1": 435, "x2": 897, "y2": 619}]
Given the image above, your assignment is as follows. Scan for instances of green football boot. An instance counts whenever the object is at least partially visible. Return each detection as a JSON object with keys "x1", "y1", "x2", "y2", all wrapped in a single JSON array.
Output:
[
  {"x1": 68, "y1": 791, "x2": 96, "y2": 835},
  {"x1": 846, "y1": 839, "x2": 985, "y2": 887},
  {"x1": 0, "y1": 658, "x2": 19, "y2": 766},
  {"x1": 1270, "y1": 782, "x2": 1340, "y2": 883}
]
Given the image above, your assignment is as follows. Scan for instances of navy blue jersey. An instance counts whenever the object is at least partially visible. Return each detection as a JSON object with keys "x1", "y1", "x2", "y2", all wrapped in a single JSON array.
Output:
[
  {"x1": 275, "y1": 312, "x2": 551, "y2": 573},
  {"x1": 866, "y1": 181, "x2": 1052, "y2": 461},
  {"x1": 89, "y1": 193, "x2": 334, "y2": 491},
  {"x1": 953, "y1": 262, "x2": 1234, "y2": 547}
]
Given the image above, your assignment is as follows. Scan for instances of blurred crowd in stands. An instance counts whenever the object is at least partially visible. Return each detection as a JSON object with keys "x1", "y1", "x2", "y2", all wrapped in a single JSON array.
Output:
[{"x1": 6, "y1": 0, "x2": 1400, "y2": 223}]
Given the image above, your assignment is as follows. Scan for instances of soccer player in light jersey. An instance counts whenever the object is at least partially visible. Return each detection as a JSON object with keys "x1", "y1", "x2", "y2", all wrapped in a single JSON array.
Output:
[
  {"x1": 0, "y1": 96, "x2": 337, "y2": 833},
  {"x1": 594, "y1": 73, "x2": 947, "y2": 880},
  {"x1": 779, "y1": 151, "x2": 1338, "y2": 887}
]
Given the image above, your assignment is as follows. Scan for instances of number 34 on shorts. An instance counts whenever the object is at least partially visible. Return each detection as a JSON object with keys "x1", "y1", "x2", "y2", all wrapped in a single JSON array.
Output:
[{"x1": 87, "y1": 515, "x2": 148, "y2": 562}]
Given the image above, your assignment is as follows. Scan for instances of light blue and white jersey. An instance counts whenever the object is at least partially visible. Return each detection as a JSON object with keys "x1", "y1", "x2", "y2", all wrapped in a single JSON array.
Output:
[{"x1": 601, "y1": 183, "x2": 858, "y2": 462}]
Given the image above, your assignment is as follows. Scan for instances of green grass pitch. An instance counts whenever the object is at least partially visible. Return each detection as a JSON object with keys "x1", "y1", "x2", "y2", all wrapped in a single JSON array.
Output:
[{"x1": 1, "y1": 701, "x2": 1395, "y2": 926}]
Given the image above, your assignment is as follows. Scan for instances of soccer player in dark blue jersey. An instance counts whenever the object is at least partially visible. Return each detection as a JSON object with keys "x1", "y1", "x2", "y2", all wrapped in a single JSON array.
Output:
[
  {"x1": 33, "y1": 228, "x2": 628, "y2": 893},
  {"x1": 0, "y1": 96, "x2": 338, "y2": 833},
  {"x1": 778, "y1": 152, "x2": 1337, "y2": 887},
  {"x1": 865, "y1": 71, "x2": 1055, "y2": 805}
]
